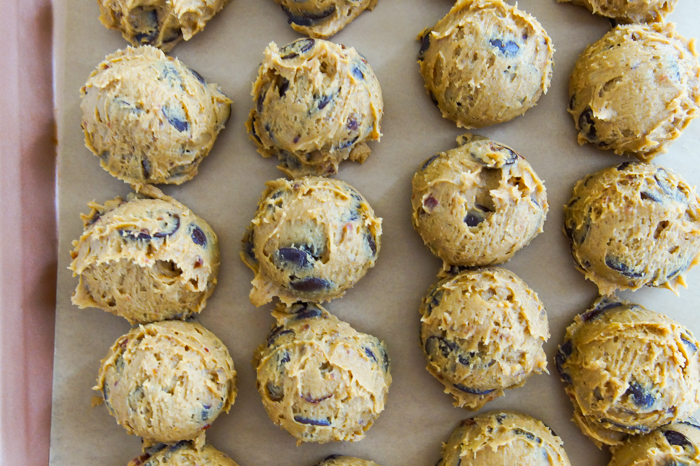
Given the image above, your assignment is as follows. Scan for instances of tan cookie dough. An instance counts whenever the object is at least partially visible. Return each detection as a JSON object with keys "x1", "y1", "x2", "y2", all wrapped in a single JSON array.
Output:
[
  {"x1": 609, "y1": 421, "x2": 700, "y2": 466},
  {"x1": 98, "y1": 0, "x2": 231, "y2": 52},
  {"x1": 315, "y1": 455, "x2": 380, "y2": 466},
  {"x1": 241, "y1": 177, "x2": 381, "y2": 307},
  {"x1": 418, "y1": 0, "x2": 554, "y2": 129},
  {"x1": 275, "y1": 0, "x2": 378, "y2": 38},
  {"x1": 564, "y1": 162, "x2": 700, "y2": 296},
  {"x1": 253, "y1": 303, "x2": 391, "y2": 445},
  {"x1": 559, "y1": 0, "x2": 677, "y2": 23},
  {"x1": 437, "y1": 411, "x2": 571, "y2": 466},
  {"x1": 569, "y1": 23, "x2": 700, "y2": 161},
  {"x1": 70, "y1": 185, "x2": 219, "y2": 324},
  {"x1": 129, "y1": 441, "x2": 239, "y2": 466},
  {"x1": 412, "y1": 134, "x2": 547, "y2": 268},
  {"x1": 247, "y1": 38, "x2": 383, "y2": 177},
  {"x1": 555, "y1": 297, "x2": 700, "y2": 448},
  {"x1": 81, "y1": 46, "x2": 231, "y2": 186},
  {"x1": 95, "y1": 320, "x2": 237, "y2": 443},
  {"x1": 420, "y1": 267, "x2": 549, "y2": 410}
]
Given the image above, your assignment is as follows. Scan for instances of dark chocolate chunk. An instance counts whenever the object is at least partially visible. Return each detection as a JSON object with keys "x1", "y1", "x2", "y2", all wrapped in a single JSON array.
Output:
[
  {"x1": 317, "y1": 93, "x2": 333, "y2": 110},
  {"x1": 457, "y1": 353, "x2": 475, "y2": 366},
  {"x1": 422, "y1": 154, "x2": 440, "y2": 171},
  {"x1": 425, "y1": 336, "x2": 456, "y2": 359},
  {"x1": 347, "y1": 117, "x2": 359, "y2": 131},
  {"x1": 267, "y1": 326, "x2": 294, "y2": 346},
  {"x1": 280, "y1": 38, "x2": 316, "y2": 60},
  {"x1": 277, "y1": 247, "x2": 313, "y2": 268},
  {"x1": 625, "y1": 381, "x2": 655, "y2": 408},
  {"x1": 303, "y1": 393, "x2": 334, "y2": 403},
  {"x1": 453, "y1": 384, "x2": 495, "y2": 395},
  {"x1": 514, "y1": 428, "x2": 541, "y2": 443},
  {"x1": 605, "y1": 256, "x2": 644, "y2": 278},
  {"x1": 294, "y1": 307, "x2": 323, "y2": 320},
  {"x1": 664, "y1": 429, "x2": 692, "y2": 448},
  {"x1": 364, "y1": 347, "x2": 378, "y2": 362},
  {"x1": 278, "y1": 77, "x2": 290, "y2": 97},
  {"x1": 617, "y1": 161, "x2": 633, "y2": 171},
  {"x1": 418, "y1": 32, "x2": 431, "y2": 60},
  {"x1": 293, "y1": 416, "x2": 331, "y2": 426},
  {"x1": 336, "y1": 136, "x2": 359, "y2": 150},
  {"x1": 282, "y1": 5, "x2": 336, "y2": 27},
  {"x1": 496, "y1": 413, "x2": 506, "y2": 424},
  {"x1": 425, "y1": 289, "x2": 443, "y2": 315},
  {"x1": 681, "y1": 334, "x2": 698, "y2": 352},
  {"x1": 133, "y1": 8, "x2": 159, "y2": 44},
  {"x1": 190, "y1": 225, "x2": 206, "y2": 246},
  {"x1": 188, "y1": 67, "x2": 206, "y2": 85},
  {"x1": 489, "y1": 38, "x2": 520, "y2": 56},
  {"x1": 578, "y1": 108, "x2": 597, "y2": 140},
  {"x1": 162, "y1": 106, "x2": 189, "y2": 132},
  {"x1": 119, "y1": 227, "x2": 152, "y2": 241},
  {"x1": 267, "y1": 382, "x2": 284, "y2": 402},
  {"x1": 351, "y1": 65, "x2": 364, "y2": 80},
  {"x1": 555, "y1": 340, "x2": 573, "y2": 384},
  {"x1": 428, "y1": 90, "x2": 439, "y2": 106},
  {"x1": 142, "y1": 158, "x2": 152, "y2": 180},
  {"x1": 641, "y1": 191, "x2": 661, "y2": 202},
  {"x1": 279, "y1": 351, "x2": 291, "y2": 365},
  {"x1": 242, "y1": 228, "x2": 258, "y2": 265},
  {"x1": 152, "y1": 213, "x2": 180, "y2": 238},
  {"x1": 366, "y1": 232, "x2": 377, "y2": 256}
]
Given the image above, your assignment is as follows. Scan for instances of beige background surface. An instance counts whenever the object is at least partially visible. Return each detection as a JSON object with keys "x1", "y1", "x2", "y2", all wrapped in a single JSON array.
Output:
[{"x1": 51, "y1": 0, "x2": 700, "y2": 465}]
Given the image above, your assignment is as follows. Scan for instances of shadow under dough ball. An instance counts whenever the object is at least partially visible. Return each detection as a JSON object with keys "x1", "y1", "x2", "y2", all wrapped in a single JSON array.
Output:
[
  {"x1": 559, "y1": 0, "x2": 677, "y2": 24},
  {"x1": 129, "y1": 441, "x2": 240, "y2": 466},
  {"x1": 81, "y1": 45, "x2": 231, "y2": 186},
  {"x1": 96, "y1": 320, "x2": 237, "y2": 444},
  {"x1": 608, "y1": 421, "x2": 700, "y2": 466},
  {"x1": 418, "y1": 0, "x2": 554, "y2": 129},
  {"x1": 70, "y1": 185, "x2": 219, "y2": 325},
  {"x1": 98, "y1": 0, "x2": 232, "y2": 52},
  {"x1": 412, "y1": 134, "x2": 547, "y2": 268},
  {"x1": 253, "y1": 303, "x2": 391, "y2": 445},
  {"x1": 241, "y1": 177, "x2": 381, "y2": 307},
  {"x1": 275, "y1": 0, "x2": 378, "y2": 39},
  {"x1": 315, "y1": 455, "x2": 381, "y2": 466},
  {"x1": 564, "y1": 161, "x2": 700, "y2": 296},
  {"x1": 555, "y1": 297, "x2": 700, "y2": 448},
  {"x1": 569, "y1": 23, "x2": 700, "y2": 161},
  {"x1": 247, "y1": 38, "x2": 383, "y2": 177},
  {"x1": 436, "y1": 411, "x2": 571, "y2": 466},
  {"x1": 420, "y1": 267, "x2": 549, "y2": 410}
]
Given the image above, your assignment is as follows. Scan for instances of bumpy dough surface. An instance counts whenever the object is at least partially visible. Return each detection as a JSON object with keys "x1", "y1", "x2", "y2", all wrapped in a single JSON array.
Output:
[
  {"x1": 96, "y1": 320, "x2": 237, "y2": 443},
  {"x1": 129, "y1": 441, "x2": 239, "y2": 466},
  {"x1": 253, "y1": 303, "x2": 391, "y2": 445},
  {"x1": 569, "y1": 23, "x2": 700, "y2": 161},
  {"x1": 609, "y1": 421, "x2": 700, "y2": 466},
  {"x1": 420, "y1": 267, "x2": 549, "y2": 410},
  {"x1": 418, "y1": 0, "x2": 554, "y2": 129},
  {"x1": 241, "y1": 177, "x2": 381, "y2": 307},
  {"x1": 315, "y1": 455, "x2": 380, "y2": 466},
  {"x1": 70, "y1": 185, "x2": 219, "y2": 324},
  {"x1": 555, "y1": 297, "x2": 700, "y2": 448},
  {"x1": 247, "y1": 38, "x2": 383, "y2": 177},
  {"x1": 564, "y1": 162, "x2": 700, "y2": 296},
  {"x1": 274, "y1": 0, "x2": 378, "y2": 39},
  {"x1": 81, "y1": 46, "x2": 231, "y2": 186},
  {"x1": 412, "y1": 134, "x2": 547, "y2": 268},
  {"x1": 437, "y1": 411, "x2": 571, "y2": 466},
  {"x1": 98, "y1": 0, "x2": 231, "y2": 52},
  {"x1": 559, "y1": 0, "x2": 677, "y2": 23}
]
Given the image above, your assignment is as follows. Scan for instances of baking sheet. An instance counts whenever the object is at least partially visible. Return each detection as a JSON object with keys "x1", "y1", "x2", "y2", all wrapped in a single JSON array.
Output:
[{"x1": 50, "y1": 0, "x2": 700, "y2": 464}]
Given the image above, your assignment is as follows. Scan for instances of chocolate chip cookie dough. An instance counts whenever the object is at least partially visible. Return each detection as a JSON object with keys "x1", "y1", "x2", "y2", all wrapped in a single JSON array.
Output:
[
  {"x1": 555, "y1": 297, "x2": 700, "y2": 448},
  {"x1": 418, "y1": 0, "x2": 554, "y2": 128},
  {"x1": 569, "y1": 23, "x2": 700, "y2": 161},
  {"x1": 316, "y1": 455, "x2": 381, "y2": 466},
  {"x1": 253, "y1": 303, "x2": 391, "y2": 445},
  {"x1": 559, "y1": 0, "x2": 677, "y2": 23},
  {"x1": 275, "y1": 0, "x2": 378, "y2": 39},
  {"x1": 98, "y1": 0, "x2": 231, "y2": 52},
  {"x1": 609, "y1": 421, "x2": 700, "y2": 466},
  {"x1": 70, "y1": 185, "x2": 219, "y2": 324},
  {"x1": 247, "y1": 38, "x2": 383, "y2": 177},
  {"x1": 420, "y1": 268, "x2": 549, "y2": 410},
  {"x1": 96, "y1": 320, "x2": 237, "y2": 443},
  {"x1": 564, "y1": 162, "x2": 700, "y2": 296},
  {"x1": 81, "y1": 46, "x2": 231, "y2": 186},
  {"x1": 412, "y1": 134, "x2": 547, "y2": 268},
  {"x1": 437, "y1": 411, "x2": 571, "y2": 466},
  {"x1": 241, "y1": 177, "x2": 381, "y2": 307},
  {"x1": 129, "y1": 441, "x2": 240, "y2": 466}
]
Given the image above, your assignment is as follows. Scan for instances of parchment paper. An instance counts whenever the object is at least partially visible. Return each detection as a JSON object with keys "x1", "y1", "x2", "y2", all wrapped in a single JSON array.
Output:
[{"x1": 51, "y1": 1, "x2": 700, "y2": 464}]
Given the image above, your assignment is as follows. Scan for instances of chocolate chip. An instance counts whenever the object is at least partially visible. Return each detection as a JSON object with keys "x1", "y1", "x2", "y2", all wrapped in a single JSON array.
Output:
[
  {"x1": 267, "y1": 326, "x2": 294, "y2": 346},
  {"x1": 625, "y1": 381, "x2": 655, "y2": 408},
  {"x1": 347, "y1": 117, "x2": 359, "y2": 131},
  {"x1": 681, "y1": 334, "x2": 698, "y2": 352},
  {"x1": 133, "y1": 8, "x2": 158, "y2": 44},
  {"x1": 366, "y1": 232, "x2": 377, "y2": 256},
  {"x1": 142, "y1": 158, "x2": 152, "y2": 180},
  {"x1": 581, "y1": 300, "x2": 623, "y2": 322},
  {"x1": 664, "y1": 429, "x2": 692, "y2": 448},
  {"x1": 119, "y1": 228, "x2": 152, "y2": 241},
  {"x1": 280, "y1": 38, "x2": 316, "y2": 59},
  {"x1": 425, "y1": 290, "x2": 443, "y2": 315},
  {"x1": 617, "y1": 161, "x2": 632, "y2": 171},
  {"x1": 190, "y1": 225, "x2": 206, "y2": 246},
  {"x1": 188, "y1": 67, "x2": 206, "y2": 85},
  {"x1": 242, "y1": 228, "x2": 258, "y2": 265},
  {"x1": 281, "y1": 5, "x2": 336, "y2": 27},
  {"x1": 279, "y1": 351, "x2": 291, "y2": 364},
  {"x1": 162, "y1": 27, "x2": 182, "y2": 44},
  {"x1": 556, "y1": 340, "x2": 573, "y2": 384},
  {"x1": 457, "y1": 353, "x2": 475, "y2": 366},
  {"x1": 425, "y1": 336, "x2": 456, "y2": 358},
  {"x1": 303, "y1": 393, "x2": 334, "y2": 403},
  {"x1": 267, "y1": 382, "x2": 284, "y2": 402},
  {"x1": 162, "y1": 106, "x2": 189, "y2": 132},
  {"x1": 464, "y1": 206, "x2": 489, "y2": 227},
  {"x1": 151, "y1": 213, "x2": 180, "y2": 238},
  {"x1": 277, "y1": 247, "x2": 313, "y2": 268},
  {"x1": 364, "y1": 347, "x2": 378, "y2": 362},
  {"x1": 278, "y1": 77, "x2": 290, "y2": 97},
  {"x1": 578, "y1": 108, "x2": 597, "y2": 140},
  {"x1": 293, "y1": 416, "x2": 331, "y2": 426},
  {"x1": 641, "y1": 191, "x2": 661, "y2": 202},
  {"x1": 428, "y1": 90, "x2": 439, "y2": 106},
  {"x1": 514, "y1": 428, "x2": 541, "y2": 443},
  {"x1": 489, "y1": 38, "x2": 520, "y2": 56},
  {"x1": 605, "y1": 256, "x2": 644, "y2": 278},
  {"x1": 418, "y1": 32, "x2": 431, "y2": 60},
  {"x1": 453, "y1": 384, "x2": 495, "y2": 395},
  {"x1": 382, "y1": 347, "x2": 390, "y2": 372},
  {"x1": 201, "y1": 405, "x2": 211, "y2": 421},
  {"x1": 351, "y1": 65, "x2": 364, "y2": 80},
  {"x1": 336, "y1": 136, "x2": 359, "y2": 150},
  {"x1": 568, "y1": 95, "x2": 576, "y2": 111},
  {"x1": 294, "y1": 307, "x2": 323, "y2": 320},
  {"x1": 317, "y1": 93, "x2": 333, "y2": 110},
  {"x1": 422, "y1": 154, "x2": 439, "y2": 171}
]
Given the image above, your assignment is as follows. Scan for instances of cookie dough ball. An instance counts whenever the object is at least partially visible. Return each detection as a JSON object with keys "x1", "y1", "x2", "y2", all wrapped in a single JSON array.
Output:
[
  {"x1": 241, "y1": 177, "x2": 381, "y2": 307},
  {"x1": 129, "y1": 441, "x2": 239, "y2": 466},
  {"x1": 569, "y1": 23, "x2": 700, "y2": 161},
  {"x1": 70, "y1": 185, "x2": 219, "y2": 324},
  {"x1": 247, "y1": 38, "x2": 383, "y2": 177},
  {"x1": 96, "y1": 320, "x2": 237, "y2": 443},
  {"x1": 555, "y1": 297, "x2": 700, "y2": 447},
  {"x1": 609, "y1": 421, "x2": 700, "y2": 466},
  {"x1": 253, "y1": 303, "x2": 391, "y2": 445},
  {"x1": 564, "y1": 162, "x2": 700, "y2": 295},
  {"x1": 98, "y1": 0, "x2": 231, "y2": 52},
  {"x1": 81, "y1": 46, "x2": 231, "y2": 186},
  {"x1": 275, "y1": 0, "x2": 378, "y2": 39},
  {"x1": 316, "y1": 455, "x2": 380, "y2": 466},
  {"x1": 559, "y1": 0, "x2": 676, "y2": 23},
  {"x1": 437, "y1": 411, "x2": 571, "y2": 466},
  {"x1": 412, "y1": 134, "x2": 547, "y2": 267},
  {"x1": 420, "y1": 268, "x2": 549, "y2": 410},
  {"x1": 418, "y1": 0, "x2": 554, "y2": 129}
]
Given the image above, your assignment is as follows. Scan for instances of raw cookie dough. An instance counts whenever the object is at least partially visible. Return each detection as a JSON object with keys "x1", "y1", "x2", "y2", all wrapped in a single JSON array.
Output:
[
  {"x1": 81, "y1": 45, "x2": 231, "y2": 186},
  {"x1": 241, "y1": 177, "x2": 381, "y2": 307},
  {"x1": 246, "y1": 38, "x2": 383, "y2": 177},
  {"x1": 555, "y1": 297, "x2": 700, "y2": 448},
  {"x1": 412, "y1": 134, "x2": 547, "y2": 268},
  {"x1": 315, "y1": 455, "x2": 380, "y2": 466},
  {"x1": 609, "y1": 421, "x2": 700, "y2": 466},
  {"x1": 129, "y1": 441, "x2": 239, "y2": 466},
  {"x1": 569, "y1": 23, "x2": 700, "y2": 161},
  {"x1": 437, "y1": 411, "x2": 571, "y2": 466},
  {"x1": 559, "y1": 0, "x2": 677, "y2": 23},
  {"x1": 418, "y1": 0, "x2": 554, "y2": 129},
  {"x1": 95, "y1": 320, "x2": 237, "y2": 443},
  {"x1": 98, "y1": 0, "x2": 231, "y2": 52},
  {"x1": 275, "y1": 0, "x2": 378, "y2": 39},
  {"x1": 420, "y1": 267, "x2": 549, "y2": 410},
  {"x1": 253, "y1": 303, "x2": 391, "y2": 445},
  {"x1": 564, "y1": 161, "x2": 700, "y2": 296},
  {"x1": 70, "y1": 185, "x2": 219, "y2": 324}
]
